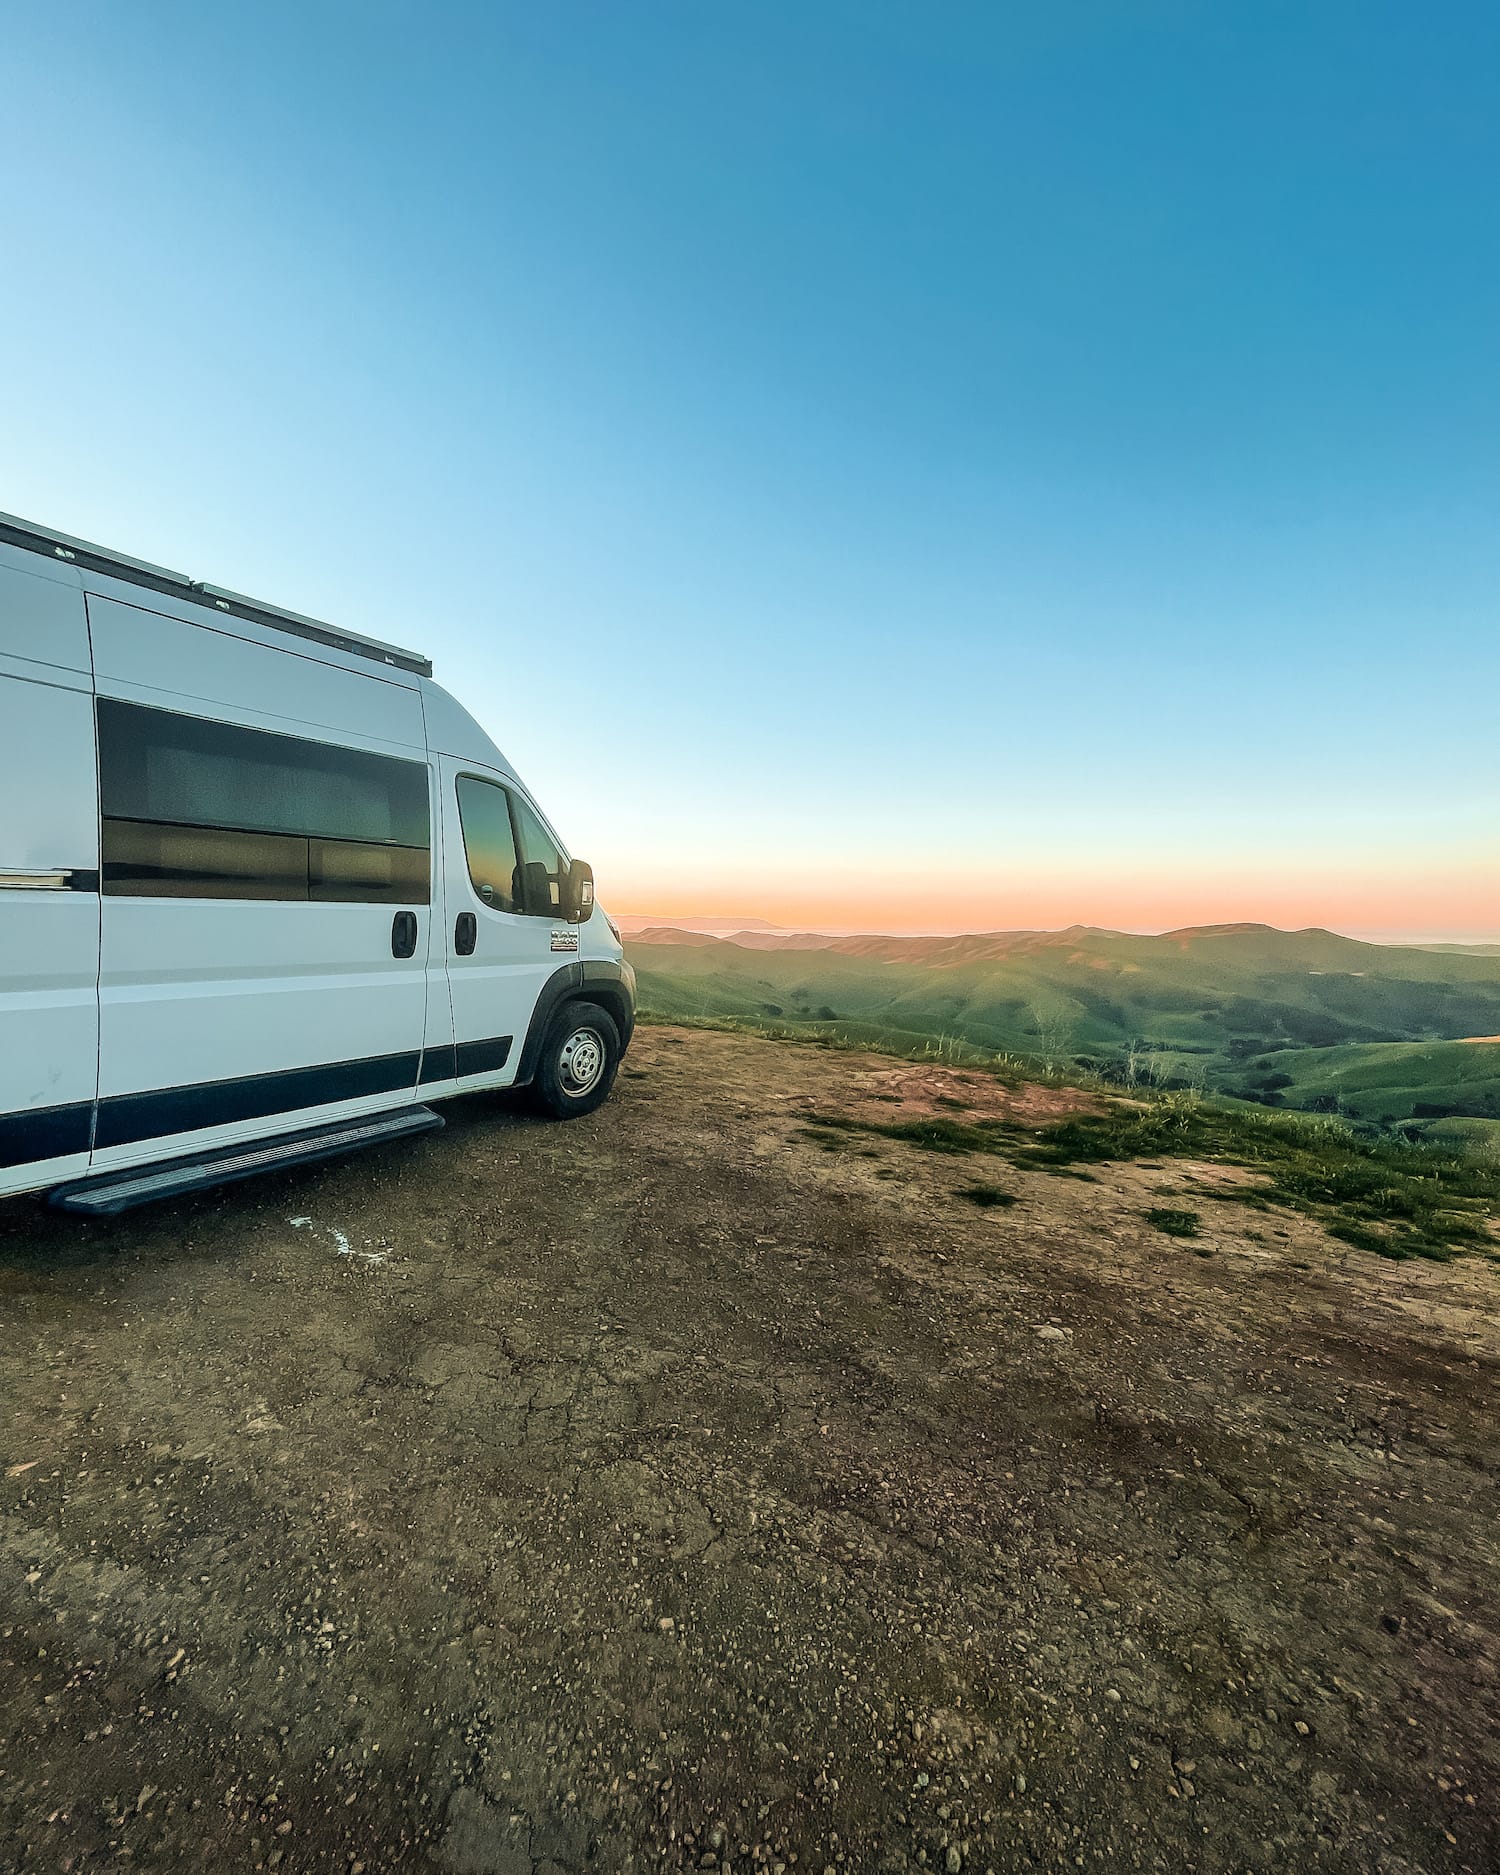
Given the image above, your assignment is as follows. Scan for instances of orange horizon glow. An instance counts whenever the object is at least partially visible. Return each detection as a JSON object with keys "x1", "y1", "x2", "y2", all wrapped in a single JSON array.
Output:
[{"x1": 608, "y1": 861, "x2": 1500, "y2": 945}]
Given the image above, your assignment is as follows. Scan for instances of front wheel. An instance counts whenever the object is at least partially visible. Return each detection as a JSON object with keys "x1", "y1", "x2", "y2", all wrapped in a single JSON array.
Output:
[{"x1": 529, "y1": 1001, "x2": 623, "y2": 1118}]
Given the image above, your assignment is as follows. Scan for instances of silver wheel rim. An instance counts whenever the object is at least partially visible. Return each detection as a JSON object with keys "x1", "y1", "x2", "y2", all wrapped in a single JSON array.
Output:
[{"x1": 558, "y1": 1025, "x2": 606, "y2": 1096}]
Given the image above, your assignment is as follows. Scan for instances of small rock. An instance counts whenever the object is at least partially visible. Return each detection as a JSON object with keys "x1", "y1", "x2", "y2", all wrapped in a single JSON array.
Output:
[
  {"x1": 1105, "y1": 1689, "x2": 1121, "y2": 1704},
  {"x1": 658, "y1": 1616, "x2": 676, "y2": 1632},
  {"x1": 1033, "y1": 1325, "x2": 1068, "y2": 1341},
  {"x1": 946, "y1": 1850, "x2": 962, "y2": 1873}
]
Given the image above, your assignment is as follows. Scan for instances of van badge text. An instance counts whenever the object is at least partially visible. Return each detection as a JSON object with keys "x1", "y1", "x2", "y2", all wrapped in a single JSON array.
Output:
[{"x1": 550, "y1": 929, "x2": 581, "y2": 952}]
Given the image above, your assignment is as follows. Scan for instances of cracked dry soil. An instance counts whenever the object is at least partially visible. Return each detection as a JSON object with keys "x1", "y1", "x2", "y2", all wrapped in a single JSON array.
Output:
[{"x1": 1, "y1": 1024, "x2": 1497, "y2": 1874}]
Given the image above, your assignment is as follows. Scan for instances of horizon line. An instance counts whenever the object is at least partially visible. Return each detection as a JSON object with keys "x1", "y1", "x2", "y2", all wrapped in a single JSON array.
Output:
[{"x1": 613, "y1": 914, "x2": 1500, "y2": 948}]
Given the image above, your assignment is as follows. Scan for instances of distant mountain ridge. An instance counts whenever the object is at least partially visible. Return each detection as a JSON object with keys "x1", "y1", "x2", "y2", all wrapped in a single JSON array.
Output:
[
  {"x1": 630, "y1": 920, "x2": 1500, "y2": 980},
  {"x1": 615, "y1": 914, "x2": 783, "y2": 935}
]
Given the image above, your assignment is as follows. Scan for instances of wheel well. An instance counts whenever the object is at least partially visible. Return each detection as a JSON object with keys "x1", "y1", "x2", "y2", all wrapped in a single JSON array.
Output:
[
  {"x1": 514, "y1": 976, "x2": 634, "y2": 1087},
  {"x1": 569, "y1": 984, "x2": 633, "y2": 1047}
]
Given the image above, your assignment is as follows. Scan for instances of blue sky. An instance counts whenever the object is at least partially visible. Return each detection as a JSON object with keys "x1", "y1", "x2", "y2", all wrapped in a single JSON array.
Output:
[{"x1": 2, "y1": 2, "x2": 1496, "y2": 936}]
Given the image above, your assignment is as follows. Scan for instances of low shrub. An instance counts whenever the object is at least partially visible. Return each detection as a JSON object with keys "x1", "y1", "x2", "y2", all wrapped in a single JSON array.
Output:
[{"x1": 1146, "y1": 1207, "x2": 1200, "y2": 1237}]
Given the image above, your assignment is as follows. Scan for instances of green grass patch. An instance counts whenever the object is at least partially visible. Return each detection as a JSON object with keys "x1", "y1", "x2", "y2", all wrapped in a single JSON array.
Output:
[
  {"x1": 807, "y1": 1112, "x2": 993, "y2": 1155},
  {"x1": 1199, "y1": 1186, "x2": 1275, "y2": 1211},
  {"x1": 1146, "y1": 1207, "x2": 1201, "y2": 1238},
  {"x1": 801, "y1": 1088, "x2": 1497, "y2": 1263},
  {"x1": 1326, "y1": 1220, "x2": 1414, "y2": 1259}
]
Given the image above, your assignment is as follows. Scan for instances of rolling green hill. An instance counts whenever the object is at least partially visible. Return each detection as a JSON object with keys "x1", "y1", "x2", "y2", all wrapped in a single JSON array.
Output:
[
  {"x1": 626, "y1": 922, "x2": 1500, "y2": 1125},
  {"x1": 1255, "y1": 1038, "x2": 1500, "y2": 1123}
]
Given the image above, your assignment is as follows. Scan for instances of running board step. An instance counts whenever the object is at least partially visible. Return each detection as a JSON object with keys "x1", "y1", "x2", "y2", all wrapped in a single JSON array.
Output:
[{"x1": 48, "y1": 1107, "x2": 444, "y2": 1216}]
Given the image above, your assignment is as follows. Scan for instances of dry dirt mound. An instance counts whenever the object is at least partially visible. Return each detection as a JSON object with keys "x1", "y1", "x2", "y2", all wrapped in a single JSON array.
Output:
[
  {"x1": 0, "y1": 1024, "x2": 1496, "y2": 1874},
  {"x1": 773, "y1": 1058, "x2": 1101, "y2": 1127}
]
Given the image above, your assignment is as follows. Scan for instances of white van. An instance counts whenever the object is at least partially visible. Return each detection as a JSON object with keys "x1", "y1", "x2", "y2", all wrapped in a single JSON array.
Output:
[{"x1": 0, "y1": 513, "x2": 635, "y2": 1215}]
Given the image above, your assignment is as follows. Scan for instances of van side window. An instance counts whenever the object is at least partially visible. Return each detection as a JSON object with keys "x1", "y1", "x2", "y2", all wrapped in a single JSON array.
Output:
[
  {"x1": 96, "y1": 699, "x2": 430, "y2": 903},
  {"x1": 455, "y1": 776, "x2": 520, "y2": 913},
  {"x1": 510, "y1": 791, "x2": 566, "y2": 917}
]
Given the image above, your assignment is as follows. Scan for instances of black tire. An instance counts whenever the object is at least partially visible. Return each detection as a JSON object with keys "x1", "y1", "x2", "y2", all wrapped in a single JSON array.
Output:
[{"x1": 529, "y1": 1000, "x2": 622, "y2": 1119}]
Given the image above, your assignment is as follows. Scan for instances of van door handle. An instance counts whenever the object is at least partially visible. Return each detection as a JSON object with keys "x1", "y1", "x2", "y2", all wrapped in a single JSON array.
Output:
[
  {"x1": 454, "y1": 912, "x2": 476, "y2": 956},
  {"x1": 0, "y1": 867, "x2": 93, "y2": 891},
  {"x1": 391, "y1": 911, "x2": 418, "y2": 958}
]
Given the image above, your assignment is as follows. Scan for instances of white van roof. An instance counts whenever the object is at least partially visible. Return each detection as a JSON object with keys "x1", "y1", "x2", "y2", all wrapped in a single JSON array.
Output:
[{"x1": 0, "y1": 512, "x2": 432, "y2": 679}]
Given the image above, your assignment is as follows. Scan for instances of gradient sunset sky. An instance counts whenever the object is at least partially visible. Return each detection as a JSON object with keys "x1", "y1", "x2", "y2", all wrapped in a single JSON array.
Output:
[{"x1": 3, "y1": 4, "x2": 1496, "y2": 941}]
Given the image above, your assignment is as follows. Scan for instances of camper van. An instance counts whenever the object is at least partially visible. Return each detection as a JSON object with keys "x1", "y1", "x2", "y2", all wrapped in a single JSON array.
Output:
[{"x1": 0, "y1": 514, "x2": 634, "y2": 1215}]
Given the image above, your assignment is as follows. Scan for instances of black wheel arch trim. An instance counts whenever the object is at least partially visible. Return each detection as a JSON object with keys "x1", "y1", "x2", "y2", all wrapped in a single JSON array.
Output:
[{"x1": 512, "y1": 959, "x2": 635, "y2": 1087}]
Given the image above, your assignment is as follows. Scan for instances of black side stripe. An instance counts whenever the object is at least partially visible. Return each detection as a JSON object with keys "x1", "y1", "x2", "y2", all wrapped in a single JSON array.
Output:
[
  {"x1": 4, "y1": 1034, "x2": 518, "y2": 1172},
  {"x1": 418, "y1": 1044, "x2": 457, "y2": 1085},
  {"x1": 0, "y1": 1101, "x2": 94, "y2": 1171},
  {"x1": 93, "y1": 1050, "x2": 423, "y2": 1151},
  {"x1": 419, "y1": 1037, "x2": 512, "y2": 1083},
  {"x1": 454, "y1": 1036, "x2": 512, "y2": 1078}
]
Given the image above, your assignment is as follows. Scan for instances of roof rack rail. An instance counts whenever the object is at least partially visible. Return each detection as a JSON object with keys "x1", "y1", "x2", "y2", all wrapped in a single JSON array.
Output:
[{"x1": 0, "y1": 511, "x2": 432, "y2": 678}]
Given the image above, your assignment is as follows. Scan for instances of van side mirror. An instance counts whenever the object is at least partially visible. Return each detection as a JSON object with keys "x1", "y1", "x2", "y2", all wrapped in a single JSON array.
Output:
[
  {"x1": 562, "y1": 859, "x2": 595, "y2": 923},
  {"x1": 518, "y1": 860, "x2": 552, "y2": 917}
]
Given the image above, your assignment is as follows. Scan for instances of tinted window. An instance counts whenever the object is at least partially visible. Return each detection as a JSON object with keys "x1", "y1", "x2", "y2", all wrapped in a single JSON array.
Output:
[
  {"x1": 100, "y1": 820, "x2": 310, "y2": 901},
  {"x1": 97, "y1": 699, "x2": 430, "y2": 903},
  {"x1": 456, "y1": 776, "x2": 520, "y2": 913},
  {"x1": 97, "y1": 699, "x2": 428, "y2": 844},
  {"x1": 308, "y1": 838, "x2": 431, "y2": 904},
  {"x1": 511, "y1": 791, "x2": 565, "y2": 916}
]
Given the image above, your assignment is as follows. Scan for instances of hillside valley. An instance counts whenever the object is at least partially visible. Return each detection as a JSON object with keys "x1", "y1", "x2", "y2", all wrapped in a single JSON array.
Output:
[{"x1": 626, "y1": 922, "x2": 1500, "y2": 1131}]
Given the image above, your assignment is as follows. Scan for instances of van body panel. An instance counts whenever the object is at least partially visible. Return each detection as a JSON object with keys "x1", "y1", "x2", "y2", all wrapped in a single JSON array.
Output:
[
  {"x1": 88, "y1": 592, "x2": 426, "y2": 754},
  {"x1": 82, "y1": 1083, "x2": 437, "y2": 1184},
  {"x1": 90, "y1": 1042, "x2": 425, "y2": 1156},
  {"x1": 90, "y1": 598, "x2": 432, "y2": 1157},
  {"x1": 76, "y1": 560, "x2": 428, "y2": 681},
  {"x1": 419, "y1": 757, "x2": 460, "y2": 1077},
  {"x1": 420, "y1": 681, "x2": 514, "y2": 773},
  {"x1": 0, "y1": 546, "x2": 90, "y2": 676},
  {"x1": 0, "y1": 572, "x2": 101, "y2": 1194},
  {"x1": 96, "y1": 901, "x2": 429, "y2": 1106}
]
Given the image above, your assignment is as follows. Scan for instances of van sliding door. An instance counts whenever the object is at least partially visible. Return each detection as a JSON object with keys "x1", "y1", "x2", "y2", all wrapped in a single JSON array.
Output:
[
  {"x1": 0, "y1": 558, "x2": 100, "y2": 1196},
  {"x1": 88, "y1": 593, "x2": 432, "y2": 1166}
]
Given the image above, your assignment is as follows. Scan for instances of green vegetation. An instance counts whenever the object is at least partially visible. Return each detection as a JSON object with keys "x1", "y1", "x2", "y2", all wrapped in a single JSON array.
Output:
[
  {"x1": 1251, "y1": 1038, "x2": 1500, "y2": 1124},
  {"x1": 629, "y1": 924, "x2": 1500, "y2": 1128},
  {"x1": 1146, "y1": 1207, "x2": 1201, "y2": 1237},
  {"x1": 651, "y1": 999, "x2": 1498, "y2": 1263},
  {"x1": 798, "y1": 1084, "x2": 1497, "y2": 1264}
]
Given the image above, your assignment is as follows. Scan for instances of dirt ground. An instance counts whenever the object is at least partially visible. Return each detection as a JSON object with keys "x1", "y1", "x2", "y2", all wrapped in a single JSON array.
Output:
[{"x1": 1, "y1": 1024, "x2": 1497, "y2": 1875}]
